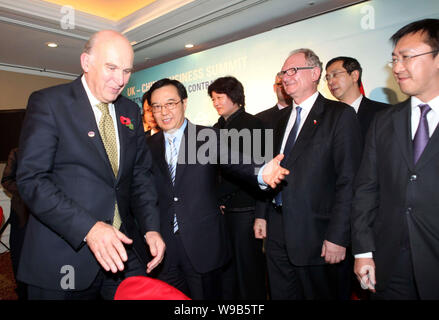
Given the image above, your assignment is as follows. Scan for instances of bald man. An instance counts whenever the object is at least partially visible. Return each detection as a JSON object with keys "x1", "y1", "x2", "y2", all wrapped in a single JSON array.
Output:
[{"x1": 16, "y1": 30, "x2": 165, "y2": 300}]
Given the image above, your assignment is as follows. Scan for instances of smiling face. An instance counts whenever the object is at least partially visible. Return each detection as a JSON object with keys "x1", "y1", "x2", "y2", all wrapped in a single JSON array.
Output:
[
  {"x1": 281, "y1": 52, "x2": 320, "y2": 104},
  {"x1": 326, "y1": 60, "x2": 360, "y2": 104},
  {"x1": 211, "y1": 91, "x2": 240, "y2": 119},
  {"x1": 81, "y1": 31, "x2": 134, "y2": 103},
  {"x1": 392, "y1": 31, "x2": 439, "y2": 102},
  {"x1": 150, "y1": 85, "x2": 187, "y2": 133}
]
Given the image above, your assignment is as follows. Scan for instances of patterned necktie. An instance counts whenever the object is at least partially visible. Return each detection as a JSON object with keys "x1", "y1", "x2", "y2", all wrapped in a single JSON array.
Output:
[
  {"x1": 413, "y1": 104, "x2": 431, "y2": 164},
  {"x1": 275, "y1": 106, "x2": 302, "y2": 206},
  {"x1": 96, "y1": 102, "x2": 121, "y2": 229},
  {"x1": 167, "y1": 136, "x2": 179, "y2": 233}
]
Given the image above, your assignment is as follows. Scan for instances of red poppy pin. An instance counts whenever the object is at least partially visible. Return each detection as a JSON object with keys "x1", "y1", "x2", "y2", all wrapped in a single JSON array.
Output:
[
  {"x1": 313, "y1": 120, "x2": 318, "y2": 125},
  {"x1": 120, "y1": 116, "x2": 134, "y2": 130}
]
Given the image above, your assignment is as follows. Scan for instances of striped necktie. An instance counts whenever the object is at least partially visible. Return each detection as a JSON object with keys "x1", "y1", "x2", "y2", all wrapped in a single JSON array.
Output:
[
  {"x1": 167, "y1": 136, "x2": 179, "y2": 233},
  {"x1": 96, "y1": 102, "x2": 121, "y2": 229}
]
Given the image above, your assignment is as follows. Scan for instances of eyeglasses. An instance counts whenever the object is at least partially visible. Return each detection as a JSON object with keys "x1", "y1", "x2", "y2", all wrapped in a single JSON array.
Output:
[
  {"x1": 151, "y1": 100, "x2": 182, "y2": 113},
  {"x1": 388, "y1": 49, "x2": 439, "y2": 67},
  {"x1": 278, "y1": 66, "x2": 315, "y2": 77},
  {"x1": 324, "y1": 70, "x2": 348, "y2": 82}
]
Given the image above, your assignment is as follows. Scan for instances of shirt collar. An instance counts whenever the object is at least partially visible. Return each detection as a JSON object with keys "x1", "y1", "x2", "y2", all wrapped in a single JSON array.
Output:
[
  {"x1": 218, "y1": 107, "x2": 245, "y2": 128},
  {"x1": 81, "y1": 75, "x2": 103, "y2": 108},
  {"x1": 351, "y1": 95, "x2": 363, "y2": 113},
  {"x1": 164, "y1": 118, "x2": 187, "y2": 142},
  {"x1": 411, "y1": 95, "x2": 439, "y2": 114},
  {"x1": 293, "y1": 91, "x2": 319, "y2": 112}
]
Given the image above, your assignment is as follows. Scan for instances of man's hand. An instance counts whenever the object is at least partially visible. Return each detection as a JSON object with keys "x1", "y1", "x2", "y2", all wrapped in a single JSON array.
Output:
[
  {"x1": 86, "y1": 221, "x2": 133, "y2": 273},
  {"x1": 145, "y1": 231, "x2": 166, "y2": 274},
  {"x1": 262, "y1": 154, "x2": 290, "y2": 189},
  {"x1": 321, "y1": 240, "x2": 346, "y2": 264},
  {"x1": 254, "y1": 218, "x2": 267, "y2": 239},
  {"x1": 354, "y1": 258, "x2": 376, "y2": 293}
]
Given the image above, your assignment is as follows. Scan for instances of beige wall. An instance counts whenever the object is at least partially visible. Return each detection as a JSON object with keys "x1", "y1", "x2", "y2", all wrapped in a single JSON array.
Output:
[{"x1": 0, "y1": 70, "x2": 72, "y2": 110}]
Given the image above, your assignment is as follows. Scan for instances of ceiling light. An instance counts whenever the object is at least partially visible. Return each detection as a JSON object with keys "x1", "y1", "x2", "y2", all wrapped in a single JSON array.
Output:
[
  {"x1": 185, "y1": 44, "x2": 194, "y2": 48},
  {"x1": 46, "y1": 42, "x2": 58, "y2": 48}
]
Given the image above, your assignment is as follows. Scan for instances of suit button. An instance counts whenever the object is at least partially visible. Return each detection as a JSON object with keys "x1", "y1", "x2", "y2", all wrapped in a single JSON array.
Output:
[
  {"x1": 174, "y1": 197, "x2": 178, "y2": 202},
  {"x1": 406, "y1": 207, "x2": 412, "y2": 214},
  {"x1": 410, "y1": 174, "x2": 417, "y2": 181}
]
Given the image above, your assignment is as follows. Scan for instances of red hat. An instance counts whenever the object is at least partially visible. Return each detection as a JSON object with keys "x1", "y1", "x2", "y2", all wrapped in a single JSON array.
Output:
[{"x1": 114, "y1": 276, "x2": 191, "y2": 300}]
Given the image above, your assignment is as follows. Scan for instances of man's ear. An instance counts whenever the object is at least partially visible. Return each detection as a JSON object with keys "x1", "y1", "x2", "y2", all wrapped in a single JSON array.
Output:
[
  {"x1": 312, "y1": 67, "x2": 321, "y2": 82},
  {"x1": 80, "y1": 52, "x2": 90, "y2": 73},
  {"x1": 351, "y1": 70, "x2": 360, "y2": 83}
]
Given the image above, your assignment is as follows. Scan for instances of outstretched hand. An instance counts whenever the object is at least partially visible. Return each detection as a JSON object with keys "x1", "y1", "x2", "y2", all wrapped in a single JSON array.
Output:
[{"x1": 262, "y1": 154, "x2": 290, "y2": 189}]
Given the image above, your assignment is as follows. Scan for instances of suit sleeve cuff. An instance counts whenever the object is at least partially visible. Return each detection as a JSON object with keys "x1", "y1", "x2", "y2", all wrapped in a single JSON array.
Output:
[
  {"x1": 355, "y1": 252, "x2": 373, "y2": 258},
  {"x1": 257, "y1": 164, "x2": 268, "y2": 190}
]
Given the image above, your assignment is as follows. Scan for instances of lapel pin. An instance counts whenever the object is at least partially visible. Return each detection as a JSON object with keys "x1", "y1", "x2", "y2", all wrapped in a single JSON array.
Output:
[
  {"x1": 313, "y1": 120, "x2": 318, "y2": 125},
  {"x1": 88, "y1": 131, "x2": 95, "y2": 137}
]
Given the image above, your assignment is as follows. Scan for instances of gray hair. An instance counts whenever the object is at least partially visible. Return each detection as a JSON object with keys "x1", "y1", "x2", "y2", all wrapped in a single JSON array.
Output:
[{"x1": 289, "y1": 48, "x2": 323, "y2": 83}]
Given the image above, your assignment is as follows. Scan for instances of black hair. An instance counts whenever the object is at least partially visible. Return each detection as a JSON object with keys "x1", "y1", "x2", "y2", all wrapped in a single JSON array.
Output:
[
  {"x1": 390, "y1": 19, "x2": 439, "y2": 57},
  {"x1": 146, "y1": 78, "x2": 188, "y2": 105},
  {"x1": 325, "y1": 56, "x2": 362, "y2": 87},
  {"x1": 207, "y1": 76, "x2": 245, "y2": 108}
]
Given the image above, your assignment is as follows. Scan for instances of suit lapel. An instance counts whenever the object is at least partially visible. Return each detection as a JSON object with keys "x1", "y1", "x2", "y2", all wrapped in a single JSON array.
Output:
[
  {"x1": 153, "y1": 132, "x2": 173, "y2": 186},
  {"x1": 392, "y1": 100, "x2": 414, "y2": 170},
  {"x1": 285, "y1": 93, "x2": 324, "y2": 167},
  {"x1": 274, "y1": 107, "x2": 292, "y2": 154},
  {"x1": 174, "y1": 121, "x2": 192, "y2": 186},
  {"x1": 71, "y1": 78, "x2": 115, "y2": 179},
  {"x1": 415, "y1": 110, "x2": 439, "y2": 170},
  {"x1": 114, "y1": 99, "x2": 126, "y2": 182}
]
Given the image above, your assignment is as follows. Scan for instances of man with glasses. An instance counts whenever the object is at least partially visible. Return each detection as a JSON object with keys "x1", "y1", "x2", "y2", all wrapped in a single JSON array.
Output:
[
  {"x1": 325, "y1": 57, "x2": 389, "y2": 139},
  {"x1": 255, "y1": 73, "x2": 292, "y2": 129},
  {"x1": 145, "y1": 78, "x2": 289, "y2": 299},
  {"x1": 254, "y1": 48, "x2": 362, "y2": 299},
  {"x1": 352, "y1": 19, "x2": 439, "y2": 299}
]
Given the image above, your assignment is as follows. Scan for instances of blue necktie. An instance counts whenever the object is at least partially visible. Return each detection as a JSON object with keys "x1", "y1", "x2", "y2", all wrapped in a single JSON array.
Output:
[
  {"x1": 167, "y1": 136, "x2": 179, "y2": 233},
  {"x1": 275, "y1": 106, "x2": 302, "y2": 206},
  {"x1": 413, "y1": 104, "x2": 431, "y2": 164}
]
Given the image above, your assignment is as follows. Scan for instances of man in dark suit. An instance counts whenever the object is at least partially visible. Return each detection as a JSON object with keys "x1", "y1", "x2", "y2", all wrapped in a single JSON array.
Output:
[
  {"x1": 324, "y1": 56, "x2": 389, "y2": 299},
  {"x1": 352, "y1": 19, "x2": 439, "y2": 300},
  {"x1": 325, "y1": 56, "x2": 389, "y2": 139},
  {"x1": 255, "y1": 73, "x2": 292, "y2": 129},
  {"x1": 16, "y1": 30, "x2": 165, "y2": 299},
  {"x1": 145, "y1": 78, "x2": 288, "y2": 299},
  {"x1": 254, "y1": 48, "x2": 362, "y2": 299}
]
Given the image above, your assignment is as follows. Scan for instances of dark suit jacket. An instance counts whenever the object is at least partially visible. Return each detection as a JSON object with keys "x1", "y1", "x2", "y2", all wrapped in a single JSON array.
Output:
[
  {"x1": 147, "y1": 121, "x2": 258, "y2": 274},
  {"x1": 259, "y1": 93, "x2": 362, "y2": 266},
  {"x1": 255, "y1": 104, "x2": 292, "y2": 129},
  {"x1": 213, "y1": 108, "x2": 265, "y2": 209},
  {"x1": 16, "y1": 77, "x2": 160, "y2": 290},
  {"x1": 352, "y1": 99, "x2": 439, "y2": 299},
  {"x1": 357, "y1": 97, "x2": 389, "y2": 140}
]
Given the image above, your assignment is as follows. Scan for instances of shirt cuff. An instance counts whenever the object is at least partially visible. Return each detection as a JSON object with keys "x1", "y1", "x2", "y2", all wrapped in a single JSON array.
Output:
[
  {"x1": 257, "y1": 164, "x2": 268, "y2": 190},
  {"x1": 355, "y1": 252, "x2": 373, "y2": 258}
]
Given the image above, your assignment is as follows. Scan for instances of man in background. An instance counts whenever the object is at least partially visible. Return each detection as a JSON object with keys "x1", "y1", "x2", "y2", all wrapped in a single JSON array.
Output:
[
  {"x1": 256, "y1": 73, "x2": 292, "y2": 129},
  {"x1": 325, "y1": 56, "x2": 388, "y2": 139}
]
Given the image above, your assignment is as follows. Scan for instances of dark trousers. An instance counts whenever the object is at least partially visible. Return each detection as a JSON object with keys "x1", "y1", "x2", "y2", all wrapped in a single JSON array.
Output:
[
  {"x1": 266, "y1": 205, "x2": 337, "y2": 300},
  {"x1": 9, "y1": 209, "x2": 28, "y2": 300},
  {"x1": 221, "y1": 209, "x2": 267, "y2": 300},
  {"x1": 157, "y1": 232, "x2": 221, "y2": 300},
  {"x1": 372, "y1": 247, "x2": 420, "y2": 300},
  {"x1": 27, "y1": 245, "x2": 146, "y2": 300}
]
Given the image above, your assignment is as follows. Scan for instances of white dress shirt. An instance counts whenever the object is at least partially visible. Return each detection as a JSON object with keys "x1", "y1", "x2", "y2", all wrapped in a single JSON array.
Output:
[
  {"x1": 279, "y1": 91, "x2": 319, "y2": 154},
  {"x1": 350, "y1": 95, "x2": 363, "y2": 113},
  {"x1": 81, "y1": 76, "x2": 120, "y2": 164}
]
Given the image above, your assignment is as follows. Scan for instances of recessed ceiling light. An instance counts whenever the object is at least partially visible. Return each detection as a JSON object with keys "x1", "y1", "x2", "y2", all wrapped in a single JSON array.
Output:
[
  {"x1": 185, "y1": 44, "x2": 194, "y2": 48},
  {"x1": 46, "y1": 42, "x2": 58, "y2": 48}
]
